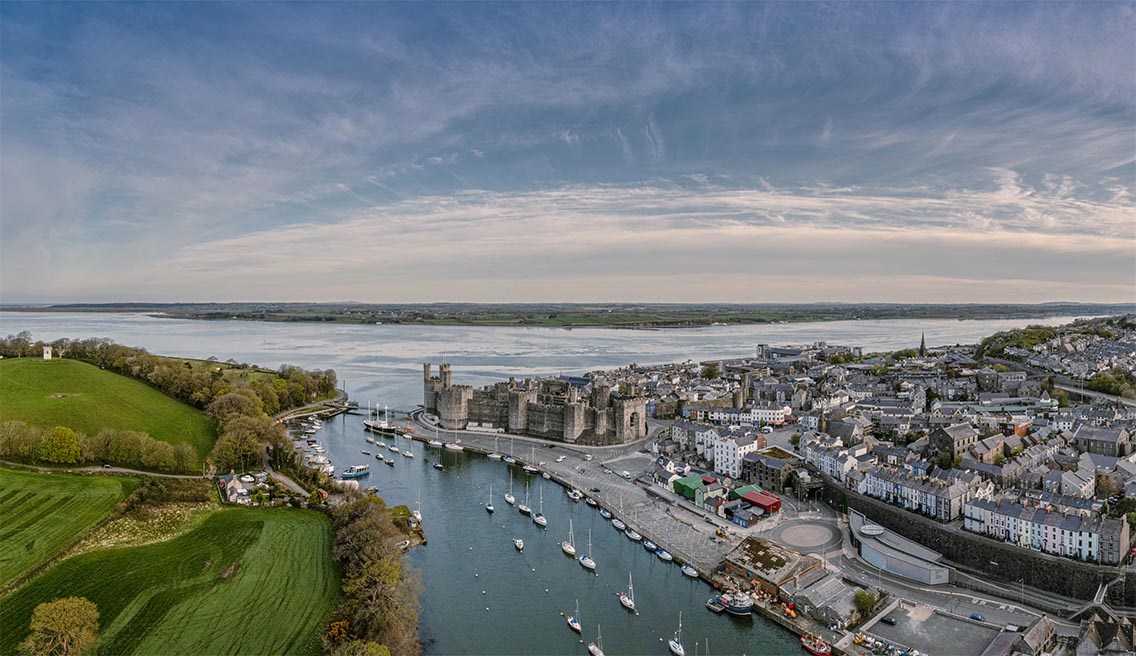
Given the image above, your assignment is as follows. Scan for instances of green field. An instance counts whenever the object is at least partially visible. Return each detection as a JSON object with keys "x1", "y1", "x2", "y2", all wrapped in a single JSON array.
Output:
[
  {"x1": 0, "y1": 508, "x2": 338, "y2": 656},
  {"x1": 0, "y1": 468, "x2": 136, "y2": 588},
  {"x1": 0, "y1": 358, "x2": 216, "y2": 465}
]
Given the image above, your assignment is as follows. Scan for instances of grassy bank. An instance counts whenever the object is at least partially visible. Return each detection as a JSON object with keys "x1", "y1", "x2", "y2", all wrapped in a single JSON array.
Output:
[
  {"x1": 0, "y1": 468, "x2": 136, "y2": 587},
  {"x1": 0, "y1": 358, "x2": 215, "y2": 465},
  {"x1": 0, "y1": 507, "x2": 338, "y2": 656}
]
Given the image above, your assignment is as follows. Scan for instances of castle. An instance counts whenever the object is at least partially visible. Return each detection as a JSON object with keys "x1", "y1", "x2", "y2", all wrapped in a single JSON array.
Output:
[{"x1": 422, "y1": 363, "x2": 647, "y2": 445}]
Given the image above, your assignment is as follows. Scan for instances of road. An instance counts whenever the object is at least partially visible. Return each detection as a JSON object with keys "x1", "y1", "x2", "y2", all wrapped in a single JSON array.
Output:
[{"x1": 1, "y1": 460, "x2": 206, "y2": 479}]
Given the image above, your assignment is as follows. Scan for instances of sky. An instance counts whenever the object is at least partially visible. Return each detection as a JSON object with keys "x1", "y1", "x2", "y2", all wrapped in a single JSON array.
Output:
[{"x1": 1, "y1": 2, "x2": 1134, "y2": 304}]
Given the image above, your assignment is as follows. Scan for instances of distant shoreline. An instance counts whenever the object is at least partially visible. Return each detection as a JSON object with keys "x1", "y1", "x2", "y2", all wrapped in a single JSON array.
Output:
[{"x1": 2, "y1": 302, "x2": 1131, "y2": 329}]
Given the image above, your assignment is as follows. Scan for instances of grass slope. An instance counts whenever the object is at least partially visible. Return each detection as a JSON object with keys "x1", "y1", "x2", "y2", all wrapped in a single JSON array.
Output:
[
  {"x1": 0, "y1": 358, "x2": 215, "y2": 465},
  {"x1": 0, "y1": 468, "x2": 136, "y2": 587},
  {"x1": 0, "y1": 508, "x2": 337, "y2": 656}
]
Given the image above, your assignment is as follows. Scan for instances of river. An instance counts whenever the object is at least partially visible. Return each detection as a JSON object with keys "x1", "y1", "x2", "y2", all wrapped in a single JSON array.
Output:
[{"x1": 0, "y1": 312, "x2": 1096, "y2": 655}]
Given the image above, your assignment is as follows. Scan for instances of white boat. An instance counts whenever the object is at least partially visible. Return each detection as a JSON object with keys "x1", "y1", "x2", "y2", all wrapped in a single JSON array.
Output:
[
  {"x1": 681, "y1": 564, "x2": 699, "y2": 578},
  {"x1": 486, "y1": 485, "x2": 494, "y2": 514},
  {"x1": 413, "y1": 490, "x2": 422, "y2": 524},
  {"x1": 385, "y1": 459, "x2": 395, "y2": 467},
  {"x1": 361, "y1": 450, "x2": 371, "y2": 455},
  {"x1": 643, "y1": 539, "x2": 658, "y2": 551},
  {"x1": 618, "y1": 572, "x2": 636, "y2": 611},
  {"x1": 505, "y1": 477, "x2": 516, "y2": 505},
  {"x1": 518, "y1": 482, "x2": 532, "y2": 516},
  {"x1": 625, "y1": 529, "x2": 642, "y2": 542},
  {"x1": 567, "y1": 599, "x2": 582, "y2": 633},
  {"x1": 612, "y1": 518, "x2": 626, "y2": 531},
  {"x1": 366, "y1": 437, "x2": 375, "y2": 444},
  {"x1": 657, "y1": 548, "x2": 673, "y2": 562},
  {"x1": 567, "y1": 489, "x2": 582, "y2": 502},
  {"x1": 579, "y1": 530, "x2": 596, "y2": 570},
  {"x1": 402, "y1": 449, "x2": 413, "y2": 458},
  {"x1": 533, "y1": 487, "x2": 547, "y2": 527},
  {"x1": 513, "y1": 538, "x2": 524, "y2": 551},
  {"x1": 341, "y1": 464, "x2": 370, "y2": 479},
  {"x1": 375, "y1": 454, "x2": 384, "y2": 462},
  {"x1": 561, "y1": 519, "x2": 576, "y2": 556},
  {"x1": 668, "y1": 611, "x2": 685, "y2": 656},
  {"x1": 542, "y1": 472, "x2": 551, "y2": 479},
  {"x1": 432, "y1": 462, "x2": 444, "y2": 471},
  {"x1": 376, "y1": 441, "x2": 387, "y2": 448},
  {"x1": 444, "y1": 441, "x2": 464, "y2": 452},
  {"x1": 388, "y1": 444, "x2": 400, "y2": 452},
  {"x1": 487, "y1": 437, "x2": 503, "y2": 460},
  {"x1": 588, "y1": 624, "x2": 604, "y2": 656},
  {"x1": 427, "y1": 439, "x2": 443, "y2": 447},
  {"x1": 313, "y1": 445, "x2": 325, "y2": 453}
]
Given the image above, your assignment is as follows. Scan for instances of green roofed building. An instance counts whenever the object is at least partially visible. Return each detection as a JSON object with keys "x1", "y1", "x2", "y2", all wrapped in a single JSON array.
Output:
[{"x1": 673, "y1": 474, "x2": 705, "y2": 500}]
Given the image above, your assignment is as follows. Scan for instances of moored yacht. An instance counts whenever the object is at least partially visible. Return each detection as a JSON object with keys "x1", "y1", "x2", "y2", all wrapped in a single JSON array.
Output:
[
  {"x1": 578, "y1": 530, "x2": 596, "y2": 570},
  {"x1": 486, "y1": 485, "x2": 494, "y2": 514},
  {"x1": 624, "y1": 528, "x2": 642, "y2": 542},
  {"x1": 533, "y1": 487, "x2": 547, "y2": 528},
  {"x1": 668, "y1": 611, "x2": 685, "y2": 656},
  {"x1": 504, "y1": 478, "x2": 516, "y2": 505},
  {"x1": 656, "y1": 548, "x2": 673, "y2": 562},
  {"x1": 611, "y1": 518, "x2": 626, "y2": 531},
  {"x1": 513, "y1": 538, "x2": 524, "y2": 551},
  {"x1": 566, "y1": 599, "x2": 582, "y2": 633},
  {"x1": 561, "y1": 519, "x2": 576, "y2": 556},
  {"x1": 617, "y1": 572, "x2": 635, "y2": 611},
  {"x1": 587, "y1": 624, "x2": 604, "y2": 656}
]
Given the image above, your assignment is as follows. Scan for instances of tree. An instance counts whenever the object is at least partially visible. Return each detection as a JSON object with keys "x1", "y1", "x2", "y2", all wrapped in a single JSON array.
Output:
[
  {"x1": 18, "y1": 597, "x2": 100, "y2": 656},
  {"x1": 790, "y1": 434, "x2": 801, "y2": 446},
  {"x1": 853, "y1": 590, "x2": 876, "y2": 618},
  {"x1": 701, "y1": 363, "x2": 719, "y2": 379},
  {"x1": 141, "y1": 441, "x2": 176, "y2": 471},
  {"x1": 992, "y1": 454, "x2": 1006, "y2": 466},
  {"x1": 309, "y1": 490, "x2": 324, "y2": 506},
  {"x1": 172, "y1": 443, "x2": 196, "y2": 473},
  {"x1": 38, "y1": 426, "x2": 81, "y2": 464}
]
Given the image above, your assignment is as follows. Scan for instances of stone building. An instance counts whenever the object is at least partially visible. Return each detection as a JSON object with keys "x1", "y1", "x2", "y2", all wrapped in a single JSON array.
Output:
[{"x1": 422, "y1": 363, "x2": 647, "y2": 445}]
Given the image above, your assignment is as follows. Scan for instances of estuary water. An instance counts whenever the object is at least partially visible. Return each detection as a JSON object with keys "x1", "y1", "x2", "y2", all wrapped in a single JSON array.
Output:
[{"x1": 0, "y1": 311, "x2": 1094, "y2": 655}]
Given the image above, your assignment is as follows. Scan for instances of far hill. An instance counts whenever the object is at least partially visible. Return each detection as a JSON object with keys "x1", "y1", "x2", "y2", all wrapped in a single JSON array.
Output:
[{"x1": 0, "y1": 358, "x2": 215, "y2": 466}]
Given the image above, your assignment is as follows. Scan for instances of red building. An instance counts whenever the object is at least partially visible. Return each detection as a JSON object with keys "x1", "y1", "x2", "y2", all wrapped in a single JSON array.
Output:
[{"x1": 742, "y1": 490, "x2": 782, "y2": 514}]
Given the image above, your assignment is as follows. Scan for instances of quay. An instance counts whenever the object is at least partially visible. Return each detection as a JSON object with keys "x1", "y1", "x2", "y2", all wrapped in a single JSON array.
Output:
[{"x1": 397, "y1": 409, "x2": 848, "y2": 654}]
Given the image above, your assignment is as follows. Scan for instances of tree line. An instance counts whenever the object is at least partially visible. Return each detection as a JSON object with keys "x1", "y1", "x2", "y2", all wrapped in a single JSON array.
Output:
[
  {"x1": 0, "y1": 422, "x2": 198, "y2": 473},
  {"x1": 324, "y1": 496, "x2": 422, "y2": 656}
]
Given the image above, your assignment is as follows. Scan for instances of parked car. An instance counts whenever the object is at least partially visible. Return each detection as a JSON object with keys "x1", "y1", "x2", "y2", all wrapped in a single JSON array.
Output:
[
  {"x1": 970, "y1": 613, "x2": 985, "y2": 622},
  {"x1": 880, "y1": 616, "x2": 897, "y2": 625},
  {"x1": 102, "y1": 463, "x2": 113, "y2": 469},
  {"x1": 621, "y1": 470, "x2": 632, "y2": 480},
  {"x1": 583, "y1": 454, "x2": 594, "y2": 461}
]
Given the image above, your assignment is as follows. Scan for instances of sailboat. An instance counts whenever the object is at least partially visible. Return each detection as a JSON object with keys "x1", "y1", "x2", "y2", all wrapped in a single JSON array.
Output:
[
  {"x1": 578, "y1": 529, "x2": 596, "y2": 570},
  {"x1": 566, "y1": 599, "x2": 581, "y2": 633},
  {"x1": 668, "y1": 611, "x2": 685, "y2": 656},
  {"x1": 504, "y1": 477, "x2": 516, "y2": 505},
  {"x1": 561, "y1": 519, "x2": 576, "y2": 556},
  {"x1": 502, "y1": 437, "x2": 517, "y2": 464},
  {"x1": 413, "y1": 490, "x2": 422, "y2": 523},
  {"x1": 518, "y1": 481, "x2": 532, "y2": 515},
  {"x1": 522, "y1": 445, "x2": 540, "y2": 474},
  {"x1": 433, "y1": 446, "x2": 445, "y2": 471},
  {"x1": 588, "y1": 624, "x2": 605, "y2": 656},
  {"x1": 618, "y1": 572, "x2": 636, "y2": 611},
  {"x1": 533, "y1": 486, "x2": 547, "y2": 527},
  {"x1": 487, "y1": 436, "x2": 503, "y2": 460},
  {"x1": 486, "y1": 485, "x2": 494, "y2": 514}
]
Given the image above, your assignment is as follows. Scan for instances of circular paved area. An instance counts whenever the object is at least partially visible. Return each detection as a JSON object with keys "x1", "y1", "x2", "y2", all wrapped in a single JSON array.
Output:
[{"x1": 770, "y1": 520, "x2": 842, "y2": 553}]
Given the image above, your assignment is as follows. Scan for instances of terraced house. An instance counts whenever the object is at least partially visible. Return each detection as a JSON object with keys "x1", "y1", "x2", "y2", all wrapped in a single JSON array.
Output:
[
  {"x1": 859, "y1": 466, "x2": 992, "y2": 521},
  {"x1": 963, "y1": 496, "x2": 1130, "y2": 564}
]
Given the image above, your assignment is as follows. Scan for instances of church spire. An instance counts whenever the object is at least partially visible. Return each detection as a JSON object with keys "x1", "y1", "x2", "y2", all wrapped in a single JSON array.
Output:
[{"x1": 919, "y1": 332, "x2": 927, "y2": 357}]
